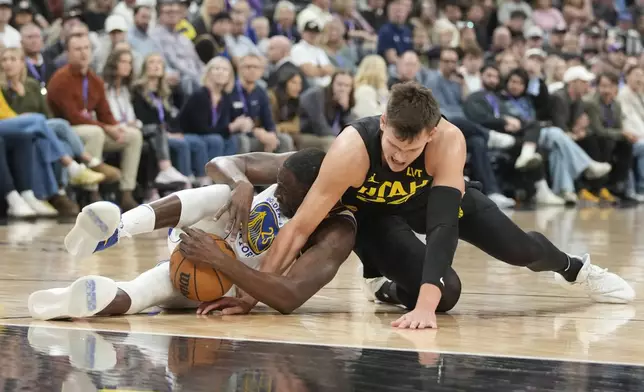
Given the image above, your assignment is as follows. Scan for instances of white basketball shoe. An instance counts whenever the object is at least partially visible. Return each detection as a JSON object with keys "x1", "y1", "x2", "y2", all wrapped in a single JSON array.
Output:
[
  {"x1": 28, "y1": 276, "x2": 119, "y2": 320},
  {"x1": 554, "y1": 254, "x2": 635, "y2": 304},
  {"x1": 64, "y1": 201, "x2": 124, "y2": 259}
]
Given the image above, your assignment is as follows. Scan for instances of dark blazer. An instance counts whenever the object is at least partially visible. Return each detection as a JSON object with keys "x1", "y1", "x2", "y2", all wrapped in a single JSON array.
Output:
[
  {"x1": 463, "y1": 90, "x2": 507, "y2": 132},
  {"x1": 178, "y1": 86, "x2": 234, "y2": 137}
]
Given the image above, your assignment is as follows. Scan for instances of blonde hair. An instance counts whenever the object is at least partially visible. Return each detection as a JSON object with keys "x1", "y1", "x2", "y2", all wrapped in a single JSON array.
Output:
[
  {"x1": 201, "y1": 56, "x2": 235, "y2": 93},
  {"x1": 133, "y1": 53, "x2": 172, "y2": 110},
  {"x1": 0, "y1": 46, "x2": 27, "y2": 87},
  {"x1": 199, "y1": 0, "x2": 225, "y2": 33},
  {"x1": 354, "y1": 55, "x2": 388, "y2": 91},
  {"x1": 273, "y1": 0, "x2": 295, "y2": 21}
]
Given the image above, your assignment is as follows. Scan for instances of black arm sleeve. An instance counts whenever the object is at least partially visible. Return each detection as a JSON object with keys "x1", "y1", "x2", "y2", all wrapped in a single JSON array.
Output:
[{"x1": 422, "y1": 186, "x2": 462, "y2": 287}]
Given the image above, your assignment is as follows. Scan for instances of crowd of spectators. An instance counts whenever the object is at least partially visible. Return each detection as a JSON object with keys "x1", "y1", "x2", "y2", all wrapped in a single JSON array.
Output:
[{"x1": 0, "y1": 0, "x2": 643, "y2": 218}]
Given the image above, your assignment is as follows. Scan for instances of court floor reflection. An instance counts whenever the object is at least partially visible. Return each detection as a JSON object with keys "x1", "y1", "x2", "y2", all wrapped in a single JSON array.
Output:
[{"x1": 4, "y1": 323, "x2": 641, "y2": 391}]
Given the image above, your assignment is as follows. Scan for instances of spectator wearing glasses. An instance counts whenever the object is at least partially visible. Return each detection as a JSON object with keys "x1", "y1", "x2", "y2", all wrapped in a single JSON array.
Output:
[
  {"x1": 151, "y1": 0, "x2": 204, "y2": 95},
  {"x1": 232, "y1": 53, "x2": 295, "y2": 153},
  {"x1": 20, "y1": 23, "x2": 57, "y2": 86}
]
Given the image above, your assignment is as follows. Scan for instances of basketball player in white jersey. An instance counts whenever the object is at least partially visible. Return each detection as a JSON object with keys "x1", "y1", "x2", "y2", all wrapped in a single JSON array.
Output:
[{"x1": 28, "y1": 149, "x2": 357, "y2": 320}]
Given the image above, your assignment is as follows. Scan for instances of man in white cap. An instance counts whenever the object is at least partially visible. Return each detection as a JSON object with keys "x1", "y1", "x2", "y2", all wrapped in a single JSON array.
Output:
[
  {"x1": 550, "y1": 65, "x2": 595, "y2": 137},
  {"x1": 525, "y1": 26, "x2": 544, "y2": 50},
  {"x1": 93, "y1": 14, "x2": 129, "y2": 74}
]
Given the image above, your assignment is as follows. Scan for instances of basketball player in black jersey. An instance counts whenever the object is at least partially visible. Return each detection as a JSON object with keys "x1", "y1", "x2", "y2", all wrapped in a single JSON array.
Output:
[{"x1": 209, "y1": 82, "x2": 634, "y2": 329}]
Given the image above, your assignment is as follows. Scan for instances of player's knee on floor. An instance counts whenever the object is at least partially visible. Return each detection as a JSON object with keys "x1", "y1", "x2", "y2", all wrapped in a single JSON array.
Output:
[{"x1": 436, "y1": 268, "x2": 462, "y2": 313}]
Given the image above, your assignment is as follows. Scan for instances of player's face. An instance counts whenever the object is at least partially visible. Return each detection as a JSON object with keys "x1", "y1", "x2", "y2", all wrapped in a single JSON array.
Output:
[
  {"x1": 275, "y1": 167, "x2": 307, "y2": 218},
  {"x1": 380, "y1": 115, "x2": 431, "y2": 172}
]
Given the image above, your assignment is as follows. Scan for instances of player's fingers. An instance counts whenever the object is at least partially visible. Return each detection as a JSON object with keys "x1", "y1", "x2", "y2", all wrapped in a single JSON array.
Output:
[
  {"x1": 214, "y1": 200, "x2": 231, "y2": 220},
  {"x1": 390, "y1": 315, "x2": 404, "y2": 327},
  {"x1": 222, "y1": 306, "x2": 244, "y2": 315},
  {"x1": 409, "y1": 320, "x2": 420, "y2": 330},
  {"x1": 200, "y1": 302, "x2": 223, "y2": 315},
  {"x1": 225, "y1": 204, "x2": 239, "y2": 235},
  {"x1": 396, "y1": 316, "x2": 411, "y2": 329},
  {"x1": 417, "y1": 321, "x2": 427, "y2": 330},
  {"x1": 240, "y1": 207, "x2": 250, "y2": 243}
]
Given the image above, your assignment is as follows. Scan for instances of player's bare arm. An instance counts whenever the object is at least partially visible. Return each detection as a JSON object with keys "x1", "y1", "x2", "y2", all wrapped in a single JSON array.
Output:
[
  {"x1": 257, "y1": 127, "x2": 369, "y2": 277},
  {"x1": 179, "y1": 215, "x2": 356, "y2": 314},
  {"x1": 206, "y1": 152, "x2": 294, "y2": 241}
]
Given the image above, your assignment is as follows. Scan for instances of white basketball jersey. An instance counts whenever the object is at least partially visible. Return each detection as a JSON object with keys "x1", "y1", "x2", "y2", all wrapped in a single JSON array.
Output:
[{"x1": 167, "y1": 184, "x2": 288, "y2": 269}]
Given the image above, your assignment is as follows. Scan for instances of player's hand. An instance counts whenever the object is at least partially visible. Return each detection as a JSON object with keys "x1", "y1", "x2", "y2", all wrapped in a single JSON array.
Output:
[
  {"x1": 214, "y1": 181, "x2": 254, "y2": 243},
  {"x1": 178, "y1": 226, "x2": 230, "y2": 268},
  {"x1": 196, "y1": 296, "x2": 254, "y2": 315},
  {"x1": 391, "y1": 308, "x2": 438, "y2": 329}
]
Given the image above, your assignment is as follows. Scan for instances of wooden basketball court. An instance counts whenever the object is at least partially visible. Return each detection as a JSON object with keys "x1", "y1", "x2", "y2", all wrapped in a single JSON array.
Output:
[{"x1": 0, "y1": 206, "x2": 643, "y2": 390}]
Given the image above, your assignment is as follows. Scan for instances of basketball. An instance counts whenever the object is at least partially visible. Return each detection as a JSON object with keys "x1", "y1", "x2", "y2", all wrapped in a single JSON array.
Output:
[{"x1": 169, "y1": 233, "x2": 234, "y2": 301}]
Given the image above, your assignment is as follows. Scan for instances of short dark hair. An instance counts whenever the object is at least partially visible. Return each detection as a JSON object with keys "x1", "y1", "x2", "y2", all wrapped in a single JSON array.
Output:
[
  {"x1": 597, "y1": 72, "x2": 620, "y2": 85},
  {"x1": 463, "y1": 44, "x2": 483, "y2": 59},
  {"x1": 480, "y1": 63, "x2": 500, "y2": 74},
  {"x1": 386, "y1": 82, "x2": 442, "y2": 141},
  {"x1": 283, "y1": 148, "x2": 327, "y2": 187}
]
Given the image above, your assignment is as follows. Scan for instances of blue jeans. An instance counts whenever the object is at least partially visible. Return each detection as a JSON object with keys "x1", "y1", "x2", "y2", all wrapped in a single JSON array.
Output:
[
  {"x1": 47, "y1": 118, "x2": 84, "y2": 157},
  {"x1": 47, "y1": 117, "x2": 85, "y2": 186},
  {"x1": 539, "y1": 127, "x2": 592, "y2": 194},
  {"x1": 168, "y1": 137, "x2": 192, "y2": 177},
  {"x1": 183, "y1": 133, "x2": 227, "y2": 177},
  {"x1": 0, "y1": 114, "x2": 61, "y2": 199},
  {"x1": 0, "y1": 133, "x2": 35, "y2": 197},
  {"x1": 627, "y1": 140, "x2": 644, "y2": 194}
]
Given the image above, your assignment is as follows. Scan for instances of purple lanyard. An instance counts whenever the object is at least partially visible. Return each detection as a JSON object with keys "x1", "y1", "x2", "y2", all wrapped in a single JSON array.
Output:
[
  {"x1": 150, "y1": 93, "x2": 165, "y2": 124},
  {"x1": 211, "y1": 103, "x2": 219, "y2": 127},
  {"x1": 332, "y1": 111, "x2": 341, "y2": 135},
  {"x1": 485, "y1": 94, "x2": 500, "y2": 118},
  {"x1": 82, "y1": 76, "x2": 89, "y2": 109},
  {"x1": 236, "y1": 82, "x2": 249, "y2": 115},
  {"x1": 26, "y1": 59, "x2": 45, "y2": 84},
  {"x1": 277, "y1": 24, "x2": 293, "y2": 40}
]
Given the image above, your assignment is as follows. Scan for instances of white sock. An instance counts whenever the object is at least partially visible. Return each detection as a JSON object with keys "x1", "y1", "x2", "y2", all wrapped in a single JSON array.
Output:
[
  {"x1": 175, "y1": 184, "x2": 231, "y2": 227},
  {"x1": 87, "y1": 157, "x2": 101, "y2": 168},
  {"x1": 117, "y1": 262, "x2": 176, "y2": 315},
  {"x1": 519, "y1": 143, "x2": 536, "y2": 159},
  {"x1": 67, "y1": 161, "x2": 83, "y2": 177},
  {"x1": 121, "y1": 204, "x2": 156, "y2": 236}
]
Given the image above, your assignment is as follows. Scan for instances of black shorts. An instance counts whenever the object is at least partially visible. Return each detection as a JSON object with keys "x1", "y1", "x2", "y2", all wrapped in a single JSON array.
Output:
[{"x1": 352, "y1": 185, "x2": 495, "y2": 310}]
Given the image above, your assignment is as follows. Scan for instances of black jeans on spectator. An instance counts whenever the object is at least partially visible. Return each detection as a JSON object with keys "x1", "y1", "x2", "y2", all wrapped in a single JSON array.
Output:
[
  {"x1": 450, "y1": 116, "x2": 500, "y2": 195},
  {"x1": 0, "y1": 133, "x2": 34, "y2": 197},
  {"x1": 576, "y1": 135, "x2": 633, "y2": 192}
]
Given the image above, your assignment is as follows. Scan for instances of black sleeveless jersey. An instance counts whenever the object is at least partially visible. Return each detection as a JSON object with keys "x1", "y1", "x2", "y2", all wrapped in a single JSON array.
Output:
[{"x1": 341, "y1": 116, "x2": 433, "y2": 214}]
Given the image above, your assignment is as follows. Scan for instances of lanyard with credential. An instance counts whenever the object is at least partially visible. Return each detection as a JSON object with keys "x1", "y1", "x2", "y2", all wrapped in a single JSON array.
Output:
[
  {"x1": 211, "y1": 102, "x2": 219, "y2": 127},
  {"x1": 485, "y1": 94, "x2": 500, "y2": 118},
  {"x1": 26, "y1": 59, "x2": 47, "y2": 95},
  {"x1": 276, "y1": 24, "x2": 293, "y2": 40},
  {"x1": 332, "y1": 111, "x2": 342, "y2": 135},
  {"x1": 236, "y1": 82, "x2": 249, "y2": 115},
  {"x1": 150, "y1": 93, "x2": 165, "y2": 126},
  {"x1": 82, "y1": 76, "x2": 89, "y2": 110}
]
